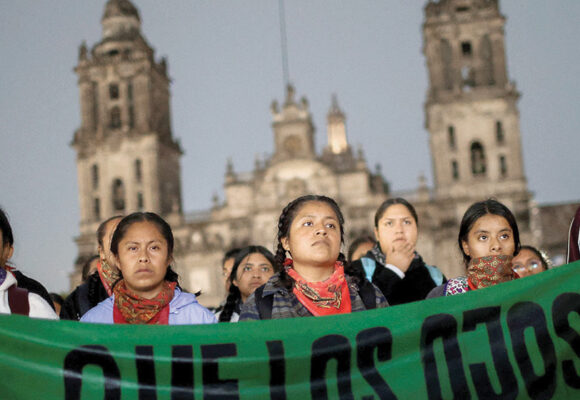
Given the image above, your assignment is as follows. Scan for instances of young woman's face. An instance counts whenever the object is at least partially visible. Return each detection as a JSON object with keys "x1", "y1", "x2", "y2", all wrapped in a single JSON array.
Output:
[
  {"x1": 462, "y1": 214, "x2": 515, "y2": 261},
  {"x1": 511, "y1": 248, "x2": 545, "y2": 277},
  {"x1": 374, "y1": 204, "x2": 418, "y2": 253},
  {"x1": 282, "y1": 201, "x2": 341, "y2": 270},
  {"x1": 99, "y1": 217, "x2": 122, "y2": 267},
  {"x1": 116, "y1": 221, "x2": 171, "y2": 299},
  {"x1": 233, "y1": 252, "x2": 275, "y2": 302}
]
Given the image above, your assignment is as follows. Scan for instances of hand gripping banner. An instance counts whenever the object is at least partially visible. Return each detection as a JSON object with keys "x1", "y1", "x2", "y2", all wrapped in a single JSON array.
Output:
[{"x1": 1, "y1": 261, "x2": 579, "y2": 399}]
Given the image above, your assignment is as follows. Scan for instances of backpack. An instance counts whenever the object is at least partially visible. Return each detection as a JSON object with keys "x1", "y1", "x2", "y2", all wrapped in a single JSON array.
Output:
[
  {"x1": 254, "y1": 279, "x2": 377, "y2": 320},
  {"x1": 8, "y1": 285, "x2": 30, "y2": 316}
]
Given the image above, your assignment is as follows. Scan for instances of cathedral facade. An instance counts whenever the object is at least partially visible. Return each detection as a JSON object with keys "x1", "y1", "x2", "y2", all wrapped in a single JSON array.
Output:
[{"x1": 70, "y1": 0, "x2": 571, "y2": 307}]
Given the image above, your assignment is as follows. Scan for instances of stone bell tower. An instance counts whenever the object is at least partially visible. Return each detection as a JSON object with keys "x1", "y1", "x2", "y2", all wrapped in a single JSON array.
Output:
[
  {"x1": 270, "y1": 84, "x2": 316, "y2": 164},
  {"x1": 423, "y1": 0, "x2": 531, "y2": 219},
  {"x1": 70, "y1": 0, "x2": 183, "y2": 285}
]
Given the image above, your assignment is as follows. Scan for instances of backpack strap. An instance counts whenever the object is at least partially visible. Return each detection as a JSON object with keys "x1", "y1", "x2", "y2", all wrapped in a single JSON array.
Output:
[
  {"x1": 425, "y1": 264, "x2": 445, "y2": 286},
  {"x1": 254, "y1": 285, "x2": 273, "y2": 320},
  {"x1": 360, "y1": 257, "x2": 377, "y2": 281},
  {"x1": 8, "y1": 285, "x2": 30, "y2": 316},
  {"x1": 357, "y1": 280, "x2": 377, "y2": 310}
]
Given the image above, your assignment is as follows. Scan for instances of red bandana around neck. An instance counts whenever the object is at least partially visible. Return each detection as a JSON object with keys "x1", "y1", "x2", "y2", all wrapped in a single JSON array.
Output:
[
  {"x1": 97, "y1": 260, "x2": 120, "y2": 296},
  {"x1": 113, "y1": 280, "x2": 176, "y2": 325},
  {"x1": 285, "y1": 260, "x2": 352, "y2": 316},
  {"x1": 467, "y1": 255, "x2": 515, "y2": 290}
]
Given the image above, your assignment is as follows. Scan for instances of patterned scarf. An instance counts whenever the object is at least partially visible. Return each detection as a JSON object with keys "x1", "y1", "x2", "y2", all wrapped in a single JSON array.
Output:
[
  {"x1": 113, "y1": 280, "x2": 176, "y2": 324},
  {"x1": 467, "y1": 255, "x2": 515, "y2": 290},
  {"x1": 285, "y1": 260, "x2": 352, "y2": 316},
  {"x1": 444, "y1": 276, "x2": 469, "y2": 296},
  {"x1": 97, "y1": 260, "x2": 120, "y2": 296},
  {"x1": 0, "y1": 267, "x2": 6, "y2": 286},
  {"x1": 369, "y1": 243, "x2": 387, "y2": 266}
]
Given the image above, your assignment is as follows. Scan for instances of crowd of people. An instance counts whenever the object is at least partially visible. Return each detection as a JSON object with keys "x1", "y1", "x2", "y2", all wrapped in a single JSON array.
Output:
[{"x1": 0, "y1": 195, "x2": 579, "y2": 324}]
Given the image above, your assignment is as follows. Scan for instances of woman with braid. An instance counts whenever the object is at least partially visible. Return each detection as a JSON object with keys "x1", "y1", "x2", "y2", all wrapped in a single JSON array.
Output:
[
  {"x1": 217, "y1": 245, "x2": 278, "y2": 322},
  {"x1": 240, "y1": 195, "x2": 387, "y2": 320}
]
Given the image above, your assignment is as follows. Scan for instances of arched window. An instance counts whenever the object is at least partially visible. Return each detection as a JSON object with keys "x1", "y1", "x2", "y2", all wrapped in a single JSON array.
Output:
[
  {"x1": 499, "y1": 155, "x2": 507, "y2": 177},
  {"x1": 93, "y1": 198, "x2": 101, "y2": 220},
  {"x1": 91, "y1": 164, "x2": 99, "y2": 189},
  {"x1": 448, "y1": 126, "x2": 456, "y2": 149},
  {"x1": 470, "y1": 142, "x2": 487, "y2": 176},
  {"x1": 461, "y1": 41, "x2": 472, "y2": 57},
  {"x1": 110, "y1": 106, "x2": 121, "y2": 129},
  {"x1": 135, "y1": 159, "x2": 142, "y2": 183},
  {"x1": 112, "y1": 179, "x2": 126, "y2": 211},
  {"x1": 461, "y1": 66, "x2": 475, "y2": 89},
  {"x1": 137, "y1": 192, "x2": 144, "y2": 210},
  {"x1": 91, "y1": 82, "x2": 99, "y2": 130},
  {"x1": 109, "y1": 83, "x2": 119, "y2": 100},
  {"x1": 496, "y1": 121, "x2": 505, "y2": 144},
  {"x1": 128, "y1": 81, "x2": 135, "y2": 129},
  {"x1": 451, "y1": 160, "x2": 459, "y2": 181}
]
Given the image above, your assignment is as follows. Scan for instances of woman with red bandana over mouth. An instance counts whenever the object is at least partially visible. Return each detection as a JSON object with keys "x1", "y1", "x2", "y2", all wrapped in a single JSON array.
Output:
[{"x1": 427, "y1": 199, "x2": 521, "y2": 298}]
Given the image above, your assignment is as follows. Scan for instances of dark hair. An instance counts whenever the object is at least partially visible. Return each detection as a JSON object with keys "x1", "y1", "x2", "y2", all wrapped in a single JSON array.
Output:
[
  {"x1": 50, "y1": 292, "x2": 64, "y2": 306},
  {"x1": 0, "y1": 208, "x2": 14, "y2": 247},
  {"x1": 110, "y1": 212, "x2": 179, "y2": 287},
  {"x1": 347, "y1": 235, "x2": 375, "y2": 263},
  {"x1": 519, "y1": 245, "x2": 550, "y2": 270},
  {"x1": 96, "y1": 215, "x2": 124, "y2": 247},
  {"x1": 222, "y1": 247, "x2": 241, "y2": 265},
  {"x1": 458, "y1": 199, "x2": 521, "y2": 266},
  {"x1": 81, "y1": 255, "x2": 100, "y2": 281},
  {"x1": 274, "y1": 195, "x2": 346, "y2": 289},
  {"x1": 219, "y1": 245, "x2": 278, "y2": 322},
  {"x1": 374, "y1": 197, "x2": 418, "y2": 228}
]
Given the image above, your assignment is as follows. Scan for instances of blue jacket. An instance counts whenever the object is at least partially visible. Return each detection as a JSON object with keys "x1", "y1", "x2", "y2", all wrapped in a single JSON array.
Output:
[{"x1": 80, "y1": 287, "x2": 217, "y2": 325}]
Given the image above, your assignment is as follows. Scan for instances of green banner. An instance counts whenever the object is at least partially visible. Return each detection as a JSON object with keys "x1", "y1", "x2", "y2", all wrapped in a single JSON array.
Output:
[{"x1": 1, "y1": 261, "x2": 579, "y2": 399}]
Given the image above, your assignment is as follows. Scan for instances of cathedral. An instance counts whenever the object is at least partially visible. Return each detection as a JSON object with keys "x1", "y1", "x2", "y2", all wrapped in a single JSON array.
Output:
[{"x1": 70, "y1": 0, "x2": 576, "y2": 307}]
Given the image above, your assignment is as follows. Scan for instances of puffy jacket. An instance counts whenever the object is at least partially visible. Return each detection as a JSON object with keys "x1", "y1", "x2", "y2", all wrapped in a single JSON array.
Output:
[
  {"x1": 80, "y1": 287, "x2": 217, "y2": 325},
  {"x1": 0, "y1": 270, "x2": 58, "y2": 319}
]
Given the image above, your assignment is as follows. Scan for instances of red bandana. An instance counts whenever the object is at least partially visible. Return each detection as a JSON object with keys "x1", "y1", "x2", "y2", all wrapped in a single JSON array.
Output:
[
  {"x1": 97, "y1": 260, "x2": 119, "y2": 296},
  {"x1": 467, "y1": 255, "x2": 515, "y2": 290},
  {"x1": 113, "y1": 280, "x2": 176, "y2": 325},
  {"x1": 285, "y1": 261, "x2": 352, "y2": 316}
]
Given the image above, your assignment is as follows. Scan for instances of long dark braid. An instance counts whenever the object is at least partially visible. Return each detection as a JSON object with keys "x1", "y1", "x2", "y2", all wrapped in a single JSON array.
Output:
[
  {"x1": 275, "y1": 195, "x2": 347, "y2": 290},
  {"x1": 219, "y1": 286, "x2": 241, "y2": 322}
]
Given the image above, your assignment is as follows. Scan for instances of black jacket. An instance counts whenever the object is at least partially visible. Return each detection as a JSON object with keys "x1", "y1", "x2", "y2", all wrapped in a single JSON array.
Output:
[
  {"x1": 60, "y1": 271, "x2": 109, "y2": 320},
  {"x1": 348, "y1": 252, "x2": 445, "y2": 305}
]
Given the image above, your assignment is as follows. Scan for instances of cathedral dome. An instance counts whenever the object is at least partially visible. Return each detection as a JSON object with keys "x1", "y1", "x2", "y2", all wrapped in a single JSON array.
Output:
[
  {"x1": 102, "y1": 0, "x2": 140, "y2": 22},
  {"x1": 100, "y1": 0, "x2": 142, "y2": 41}
]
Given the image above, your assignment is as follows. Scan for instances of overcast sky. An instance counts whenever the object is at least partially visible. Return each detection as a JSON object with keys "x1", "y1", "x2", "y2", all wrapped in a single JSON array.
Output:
[{"x1": 1, "y1": 1, "x2": 579, "y2": 294}]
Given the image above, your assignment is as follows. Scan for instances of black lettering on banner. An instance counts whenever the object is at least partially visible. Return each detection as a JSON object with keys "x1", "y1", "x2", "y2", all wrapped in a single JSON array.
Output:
[
  {"x1": 201, "y1": 343, "x2": 239, "y2": 400},
  {"x1": 552, "y1": 292, "x2": 580, "y2": 389},
  {"x1": 63, "y1": 345, "x2": 121, "y2": 400},
  {"x1": 462, "y1": 307, "x2": 517, "y2": 399},
  {"x1": 507, "y1": 301, "x2": 556, "y2": 400},
  {"x1": 420, "y1": 313, "x2": 470, "y2": 400},
  {"x1": 266, "y1": 340, "x2": 287, "y2": 400},
  {"x1": 310, "y1": 334, "x2": 354, "y2": 400},
  {"x1": 135, "y1": 346, "x2": 157, "y2": 400},
  {"x1": 355, "y1": 327, "x2": 397, "y2": 400},
  {"x1": 171, "y1": 345, "x2": 195, "y2": 400}
]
